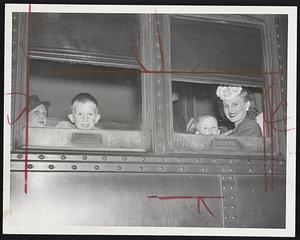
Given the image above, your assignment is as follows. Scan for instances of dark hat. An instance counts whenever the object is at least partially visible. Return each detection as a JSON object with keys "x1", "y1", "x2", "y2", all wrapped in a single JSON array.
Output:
[{"x1": 28, "y1": 95, "x2": 50, "y2": 112}]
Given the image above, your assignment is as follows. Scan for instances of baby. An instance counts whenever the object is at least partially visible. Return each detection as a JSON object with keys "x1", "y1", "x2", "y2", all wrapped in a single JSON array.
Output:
[
  {"x1": 28, "y1": 95, "x2": 50, "y2": 127},
  {"x1": 57, "y1": 93, "x2": 100, "y2": 130},
  {"x1": 195, "y1": 115, "x2": 220, "y2": 136}
]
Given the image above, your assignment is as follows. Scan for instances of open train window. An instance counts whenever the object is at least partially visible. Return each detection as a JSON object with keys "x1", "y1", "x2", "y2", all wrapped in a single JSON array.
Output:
[
  {"x1": 169, "y1": 15, "x2": 272, "y2": 155},
  {"x1": 12, "y1": 13, "x2": 150, "y2": 152}
]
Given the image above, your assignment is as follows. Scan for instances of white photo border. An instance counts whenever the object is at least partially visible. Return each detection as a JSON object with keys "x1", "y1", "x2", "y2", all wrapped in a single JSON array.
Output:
[{"x1": 3, "y1": 4, "x2": 297, "y2": 237}]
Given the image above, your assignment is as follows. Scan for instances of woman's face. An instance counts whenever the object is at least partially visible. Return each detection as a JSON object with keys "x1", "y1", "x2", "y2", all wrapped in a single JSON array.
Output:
[{"x1": 223, "y1": 94, "x2": 250, "y2": 126}]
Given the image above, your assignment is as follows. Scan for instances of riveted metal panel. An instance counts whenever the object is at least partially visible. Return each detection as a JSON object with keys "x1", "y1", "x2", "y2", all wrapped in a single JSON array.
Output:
[
  {"x1": 222, "y1": 175, "x2": 239, "y2": 227},
  {"x1": 10, "y1": 172, "x2": 223, "y2": 227},
  {"x1": 235, "y1": 175, "x2": 285, "y2": 228}
]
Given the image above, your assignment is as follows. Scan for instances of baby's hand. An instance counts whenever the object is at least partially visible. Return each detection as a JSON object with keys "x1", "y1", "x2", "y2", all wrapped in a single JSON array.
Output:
[{"x1": 221, "y1": 129, "x2": 234, "y2": 136}]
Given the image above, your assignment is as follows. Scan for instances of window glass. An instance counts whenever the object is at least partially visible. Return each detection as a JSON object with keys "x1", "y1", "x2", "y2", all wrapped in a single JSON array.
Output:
[{"x1": 170, "y1": 16, "x2": 263, "y2": 75}]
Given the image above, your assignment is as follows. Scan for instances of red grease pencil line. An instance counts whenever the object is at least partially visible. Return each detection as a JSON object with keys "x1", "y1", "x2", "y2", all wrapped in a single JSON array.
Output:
[
  {"x1": 24, "y1": 4, "x2": 32, "y2": 194},
  {"x1": 148, "y1": 195, "x2": 224, "y2": 217},
  {"x1": 261, "y1": 80, "x2": 268, "y2": 192}
]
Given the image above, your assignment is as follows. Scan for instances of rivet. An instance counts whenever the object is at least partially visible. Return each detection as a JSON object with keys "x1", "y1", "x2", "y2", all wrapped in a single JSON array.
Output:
[
  {"x1": 229, "y1": 160, "x2": 233, "y2": 164},
  {"x1": 247, "y1": 160, "x2": 251, "y2": 164},
  {"x1": 179, "y1": 158, "x2": 183, "y2": 162},
  {"x1": 61, "y1": 155, "x2": 66, "y2": 160},
  {"x1": 158, "y1": 118, "x2": 162, "y2": 123},
  {"x1": 157, "y1": 105, "x2": 162, "y2": 109},
  {"x1": 157, "y1": 92, "x2": 161, "y2": 96},
  {"x1": 156, "y1": 54, "x2": 161, "y2": 58},
  {"x1": 39, "y1": 154, "x2": 45, "y2": 160},
  {"x1": 159, "y1": 146, "x2": 164, "y2": 151},
  {"x1": 281, "y1": 89, "x2": 285, "y2": 92},
  {"x1": 27, "y1": 164, "x2": 33, "y2": 169},
  {"x1": 224, "y1": 205, "x2": 228, "y2": 210},
  {"x1": 229, "y1": 168, "x2": 233, "y2": 172},
  {"x1": 102, "y1": 156, "x2": 107, "y2": 161},
  {"x1": 275, "y1": 24, "x2": 279, "y2": 28},
  {"x1": 139, "y1": 166, "x2": 143, "y2": 171},
  {"x1": 279, "y1": 65, "x2": 282, "y2": 69},
  {"x1": 160, "y1": 157, "x2": 165, "y2": 162},
  {"x1": 197, "y1": 158, "x2": 201, "y2": 162},
  {"x1": 268, "y1": 169, "x2": 272, "y2": 173},
  {"x1": 230, "y1": 186, "x2": 233, "y2": 190},
  {"x1": 249, "y1": 168, "x2": 253, "y2": 173},
  {"x1": 72, "y1": 165, "x2": 77, "y2": 170},
  {"x1": 117, "y1": 166, "x2": 122, "y2": 170},
  {"x1": 278, "y1": 55, "x2": 282, "y2": 59},
  {"x1": 48, "y1": 164, "x2": 54, "y2": 169},
  {"x1": 279, "y1": 161, "x2": 283, "y2": 165},
  {"x1": 180, "y1": 167, "x2": 185, "y2": 171},
  {"x1": 17, "y1": 153, "x2": 22, "y2": 159},
  {"x1": 122, "y1": 156, "x2": 127, "y2": 161},
  {"x1": 225, "y1": 216, "x2": 229, "y2": 220},
  {"x1": 213, "y1": 159, "x2": 216, "y2": 163},
  {"x1": 277, "y1": 44, "x2": 281, "y2": 48},
  {"x1": 276, "y1": 34, "x2": 279, "y2": 38},
  {"x1": 231, "y1": 205, "x2": 236, "y2": 209},
  {"x1": 94, "y1": 165, "x2": 100, "y2": 170},
  {"x1": 231, "y1": 216, "x2": 236, "y2": 220},
  {"x1": 223, "y1": 186, "x2": 226, "y2": 190},
  {"x1": 159, "y1": 130, "x2": 164, "y2": 135},
  {"x1": 231, "y1": 195, "x2": 235, "y2": 200},
  {"x1": 160, "y1": 166, "x2": 164, "y2": 171},
  {"x1": 222, "y1": 168, "x2": 226, "y2": 172},
  {"x1": 82, "y1": 155, "x2": 87, "y2": 160},
  {"x1": 142, "y1": 157, "x2": 146, "y2": 162},
  {"x1": 156, "y1": 43, "x2": 160, "y2": 47},
  {"x1": 157, "y1": 79, "x2": 161, "y2": 84},
  {"x1": 229, "y1": 176, "x2": 234, "y2": 181},
  {"x1": 222, "y1": 176, "x2": 226, "y2": 180}
]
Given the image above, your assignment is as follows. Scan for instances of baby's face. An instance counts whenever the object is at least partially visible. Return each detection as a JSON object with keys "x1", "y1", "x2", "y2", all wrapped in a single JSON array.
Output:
[
  {"x1": 196, "y1": 117, "x2": 219, "y2": 135},
  {"x1": 29, "y1": 104, "x2": 47, "y2": 127},
  {"x1": 69, "y1": 101, "x2": 100, "y2": 129}
]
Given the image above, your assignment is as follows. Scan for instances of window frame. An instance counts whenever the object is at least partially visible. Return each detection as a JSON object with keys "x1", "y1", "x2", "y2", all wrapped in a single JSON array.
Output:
[
  {"x1": 11, "y1": 13, "x2": 154, "y2": 153},
  {"x1": 161, "y1": 14, "x2": 285, "y2": 156}
]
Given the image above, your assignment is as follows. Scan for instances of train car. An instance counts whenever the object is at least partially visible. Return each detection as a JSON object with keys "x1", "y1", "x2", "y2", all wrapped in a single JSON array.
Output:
[{"x1": 5, "y1": 8, "x2": 293, "y2": 232}]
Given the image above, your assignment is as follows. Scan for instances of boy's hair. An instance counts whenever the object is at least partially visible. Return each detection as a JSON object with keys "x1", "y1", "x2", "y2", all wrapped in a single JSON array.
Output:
[
  {"x1": 196, "y1": 115, "x2": 218, "y2": 124},
  {"x1": 71, "y1": 93, "x2": 98, "y2": 109}
]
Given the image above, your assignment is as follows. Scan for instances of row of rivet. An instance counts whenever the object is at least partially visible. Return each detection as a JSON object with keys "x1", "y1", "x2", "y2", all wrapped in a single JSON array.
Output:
[
  {"x1": 16, "y1": 154, "x2": 283, "y2": 164},
  {"x1": 25, "y1": 163, "x2": 197, "y2": 172},
  {"x1": 222, "y1": 175, "x2": 238, "y2": 226}
]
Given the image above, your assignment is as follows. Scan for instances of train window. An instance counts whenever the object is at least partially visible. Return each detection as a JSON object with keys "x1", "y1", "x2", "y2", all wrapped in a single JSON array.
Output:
[
  {"x1": 12, "y1": 13, "x2": 150, "y2": 152},
  {"x1": 169, "y1": 16, "x2": 271, "y2": 155}
]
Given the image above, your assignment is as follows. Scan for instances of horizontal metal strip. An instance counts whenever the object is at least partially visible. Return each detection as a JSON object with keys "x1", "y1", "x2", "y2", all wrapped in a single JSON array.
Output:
[
  {"x1": 11, "y1": 162, "x2": 285, "y2": 175},
  {"x1": 11, "y1": 153, "x2": 286, "y2": 166}
]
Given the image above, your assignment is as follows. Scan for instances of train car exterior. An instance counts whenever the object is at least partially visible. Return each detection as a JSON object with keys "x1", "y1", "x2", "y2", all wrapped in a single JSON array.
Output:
[{"x1": 4, "y1": 7, "x2": 294, "y2": 234}]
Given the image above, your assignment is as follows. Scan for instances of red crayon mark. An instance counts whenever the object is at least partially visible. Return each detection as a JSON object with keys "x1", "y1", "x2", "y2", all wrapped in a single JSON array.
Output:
[
  {"x1": 6, "y1": 92, "x2": 28, "y2": 125},
  {"x1": 148, "y1": 195, "x2": 224, "y2": 217},
  {"x1": 24, "y1": 4, "x2": 32, "y2": 194}
]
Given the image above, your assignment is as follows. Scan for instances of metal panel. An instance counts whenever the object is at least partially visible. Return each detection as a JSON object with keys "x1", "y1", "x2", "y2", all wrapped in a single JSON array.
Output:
[
  {"x1": 10, "y1": 172, "x2": 223, "y2": 227},
  {"x1": 235, "y1": 175, "x2": 285, "y2": 228}
]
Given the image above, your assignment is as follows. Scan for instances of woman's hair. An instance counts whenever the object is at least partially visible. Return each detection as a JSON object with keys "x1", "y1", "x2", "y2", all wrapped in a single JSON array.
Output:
[{"x1": 240, "y1": 89, "x2": 260, "y2": 120}]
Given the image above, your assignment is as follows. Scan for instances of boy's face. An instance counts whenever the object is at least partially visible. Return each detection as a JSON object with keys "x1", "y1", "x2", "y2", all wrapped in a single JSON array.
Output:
[
  {"x1": 68, "y1": 101, "x2": 100, "y2": 129},
  {"x1": 29, "y1": 104, "x2": 47, "y2": 127},
  {"x1": 196, "y1": 117, "x2": 219, "y2": 135}
]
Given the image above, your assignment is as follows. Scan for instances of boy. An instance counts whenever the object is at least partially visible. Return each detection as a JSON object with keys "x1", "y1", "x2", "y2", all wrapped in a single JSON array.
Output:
[
  {"x1": 28, "y1": 95, "x2": 50, "y2": 127},
  {"x1": 56, "y1": 93, "x2": 100, "y2": 130},
  {"x1": 195, "y1": 115, "x2": 220, "y2": 136}
]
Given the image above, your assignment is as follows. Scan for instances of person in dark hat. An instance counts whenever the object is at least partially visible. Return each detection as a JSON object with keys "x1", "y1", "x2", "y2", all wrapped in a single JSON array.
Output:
[{"x1": 28, "y1": 95, "x2": 50, "y2": 127}]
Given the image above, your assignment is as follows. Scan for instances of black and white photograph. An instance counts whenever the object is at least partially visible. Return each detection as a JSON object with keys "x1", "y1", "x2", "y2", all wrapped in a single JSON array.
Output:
[{"x1": 3, "y1": 4, "x2": 297, "y2": 236}]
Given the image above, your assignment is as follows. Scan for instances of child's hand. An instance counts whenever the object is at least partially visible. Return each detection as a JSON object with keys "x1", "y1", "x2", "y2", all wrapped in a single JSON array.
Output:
[{"x1": 220, "y1": 129, "x2": 233, "y2": 136}]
